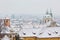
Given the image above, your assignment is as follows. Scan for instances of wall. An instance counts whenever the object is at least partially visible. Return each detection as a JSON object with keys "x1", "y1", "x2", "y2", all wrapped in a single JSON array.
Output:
[
  {"x1": 38, "y1": 37, "x2": 60, "y2": 40},
  {"x1": 23, "y1": 37, "x2": 37, "y2": 40},
  {"x1": 21, "y1": 37, "x2": 60, "y2": 40}
]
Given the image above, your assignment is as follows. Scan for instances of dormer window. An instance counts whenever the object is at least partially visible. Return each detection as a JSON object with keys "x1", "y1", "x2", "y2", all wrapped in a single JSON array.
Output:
[
  {"x1": 23, "y1": 33, "x2": 26, "y2": 35},
  {"x1": 39, "y1": 33, "x2": 43, "y2": 35},
  {"x1": 55, "y1": 31, "x2": 58, "y2": 34},
  {"x1": 48, "y1": 33, "x2": 51, "y2": 35},
  {"x1": 32, "y1": 32, "x2": 36, "y2": 35}
]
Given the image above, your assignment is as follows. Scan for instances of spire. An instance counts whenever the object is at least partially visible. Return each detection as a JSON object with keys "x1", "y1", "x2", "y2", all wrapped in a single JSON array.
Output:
[
  {"x1": 50, "y1": 9, "x2": 53, "y2": 17},
  {"x1": 46, "y1": 9, "x2": 49, "y2": 15}
]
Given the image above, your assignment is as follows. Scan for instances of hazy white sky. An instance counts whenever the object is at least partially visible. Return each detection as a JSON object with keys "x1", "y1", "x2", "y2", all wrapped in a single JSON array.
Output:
[{"x1": 0, "y1": 0, "x2": 60, "y2": 18}]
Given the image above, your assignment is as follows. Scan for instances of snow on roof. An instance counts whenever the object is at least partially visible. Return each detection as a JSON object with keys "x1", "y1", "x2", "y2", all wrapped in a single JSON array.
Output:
[
  {"x1": 10, "y1": 25, "x2": 21, "y2": 33},
  {"x1": 1, "y1": 35, "x2": 10, "y2": 40},
  {"x1": 19, "y1": 27, "x2": 60, "y2": 38},
  {"x1": 19, "y1": 28, "x2": 41, "y2": 37},
  {"x1": 37, "y1": 27, "x2": 60, "y2": 38},
  {"x1": 39, "y1": 21, "x2": 51, "y2": 27},
  {"x1": 56, "y1": 23, "x2": 60, "y2": 26},
  {"x1": 1, "y1": 27, "x2": 11, "y2": 33},
  {"x1": 21, "y1": 21, "x2": 51, "y2": 28},
  {"x1": 21, "y1": 24, "x2": 33, "y2": 28}
]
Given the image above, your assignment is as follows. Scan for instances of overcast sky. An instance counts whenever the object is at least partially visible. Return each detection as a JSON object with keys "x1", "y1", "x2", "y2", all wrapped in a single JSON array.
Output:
[{"x1": 0, "y1": 0, "x2": 60, "y2": 18}]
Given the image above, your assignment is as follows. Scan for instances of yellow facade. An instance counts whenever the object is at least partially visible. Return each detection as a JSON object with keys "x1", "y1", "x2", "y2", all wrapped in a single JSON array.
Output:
[
  {"x1": 20, "y1": 37, "x2": 60, "y2": 40},
  {"x1": 23, "y1": 37, "x2": 37, "y2": 40},
  {"x1": 37, "y1": 37, "x2": 60, "y2": 40}
]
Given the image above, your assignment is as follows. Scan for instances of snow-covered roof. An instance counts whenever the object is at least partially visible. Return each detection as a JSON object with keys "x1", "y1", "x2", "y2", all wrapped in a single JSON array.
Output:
[
  {"x1": 56, "y1": 23, "x2": 60, "y2": 26},
  {"x1": 21, "y1": 24, "x2": 33, "y2": 28},
  {"x1": 19, "y1": 27, "x2": 60, "y2": 38},
  {"x1": 1, "y1": 35, "x2": 10, "y2": 40},
  {"x1": 1, "y1": 27, "x2": 11, "y2": 33},
  {"x1": 37, "y1": 27, "x2": 60, "y2": 38},
  {"x1": 39, "y1": 21, "x2": 51, "y2": 27},
  {"x1": 19, "y1": 28, "x2": 41, "y2": 37}
]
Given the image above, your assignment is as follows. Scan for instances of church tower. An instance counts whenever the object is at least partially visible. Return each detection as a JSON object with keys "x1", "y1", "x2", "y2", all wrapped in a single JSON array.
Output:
[
  {"x1": 4, "y1": 17, "x2": 10, "y2": 27},
  {"x1": 43, "y1": 9, "x2": 53, "y2": 23}
]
